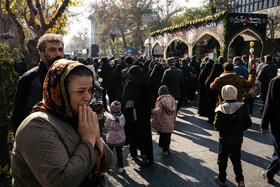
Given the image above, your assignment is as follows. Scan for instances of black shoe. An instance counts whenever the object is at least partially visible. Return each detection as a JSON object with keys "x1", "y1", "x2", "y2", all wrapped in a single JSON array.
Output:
[
  {"x1": 129, "y1": 153, "x2": 137, "y2": 160},
  {"x1": 262, "y1": 171, "x2": 274, "y2": 185},
  {"x1": 214, "y1": 176, "x2": 226, "y2": 186}
]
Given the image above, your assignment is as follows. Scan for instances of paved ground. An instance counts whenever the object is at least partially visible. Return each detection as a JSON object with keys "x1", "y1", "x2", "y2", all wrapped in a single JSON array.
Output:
[{"x1": 103, "y1": 98, "x2": 280, "y2": 187}]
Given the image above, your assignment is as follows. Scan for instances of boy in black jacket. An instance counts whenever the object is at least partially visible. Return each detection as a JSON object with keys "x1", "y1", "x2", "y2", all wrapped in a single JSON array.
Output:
[{"x1": 214, "y1": 85, "x2": 252, "y2": 187}]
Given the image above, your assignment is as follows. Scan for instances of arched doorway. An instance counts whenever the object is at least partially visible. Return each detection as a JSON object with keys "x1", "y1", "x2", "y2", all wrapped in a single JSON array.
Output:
[
  {"x1": 193, "y1": 33, "x2": 221, "y2": 59},
  {"x1": 227, "y1": 29, "x2": 263, "y2": 59},
  {"x1": 151, "y1": 42, "x2": 164, "y2": 58},
  {"x1": 166, "y1": 39, "x2": 189, "y2": 58}
]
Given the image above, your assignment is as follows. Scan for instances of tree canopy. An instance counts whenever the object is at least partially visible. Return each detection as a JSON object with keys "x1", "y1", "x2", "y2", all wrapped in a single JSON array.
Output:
[
  {"x1": 91, "y1": 0, "x2": 186, "y2": 55},
  {"x1": 2, "y1": 0, "x2": 83, "y2": 69}
]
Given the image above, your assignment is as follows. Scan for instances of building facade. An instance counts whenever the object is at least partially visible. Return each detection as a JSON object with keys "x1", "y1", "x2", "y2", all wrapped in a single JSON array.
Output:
[{"x1": 230, "y1": 0, "x2": 278, "y2": 13}]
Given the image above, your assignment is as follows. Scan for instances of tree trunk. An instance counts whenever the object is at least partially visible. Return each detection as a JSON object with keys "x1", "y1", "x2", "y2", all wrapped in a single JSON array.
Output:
[
  {"x1": 6, "y1": 0, "x2": 70, "y2": 70},
  {"x1": 120, "y1": 30, "x2": 127, "y2": 50},
  {"x1": 109, "y1": 39, "x2": 115, "y2": 55},
  {"x1": 26, "y1": 39, "x2": 40, "y2": 69},
  {"x1": 0, "y1": 62, "x2": 11, "y2": 186},
  {"x1": 136, "y1": 21, "x2": 143, "y2": 52}
]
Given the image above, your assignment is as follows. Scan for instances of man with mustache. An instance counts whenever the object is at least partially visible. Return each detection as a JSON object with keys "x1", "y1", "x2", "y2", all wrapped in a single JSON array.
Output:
[{"x1": 11, "y1": 33, "x2": 64, "y2": 133}]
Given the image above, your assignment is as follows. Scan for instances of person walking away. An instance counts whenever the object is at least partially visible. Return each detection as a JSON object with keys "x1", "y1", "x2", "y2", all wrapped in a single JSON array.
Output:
[
  {"x1": 110, "y1": 64, "x2": 123, "y2": 102},
  {"x1": 97, "y1": 57, "x2": 114, "y2": 111},
  {"x1": 214, "y1": 85, "x2": 252, "y2": 187},
  {"x1": 210, "y1": 62, "x2": 256, "y2": 104},
  {"x1": 234, "y1": 56, "x2": 249, "y2": 80},
  {"x1": 11, "y1": 34, "x2": 64, "y2": 134},
  {"x1": 197, "y1": 58, "x2": 214, "y2": 116},
  {"x1": 122, "y1": 65, "x2": 154, "y2": 166},
  {"x1": 121, "y1": 56, "x2": 134, "y2": 85},
  {"x1": 258, "y1": 54, "x2": 278, "y2": 113},
  {"x1": 161, "y1": 58, "x2": 184, "y2": 113},
  {"x1": 261, "y1": 76, "x2": 280, "y2": 185},
  {"x1": 233, "y1": 56, "x2": 255, "y2": 115},
  {"x1": 180, "y1": 58, "x2": 197, "y2": 106},
  {"x1": 256, "y1": 56, "x2": 265, "y2": 75},
  {"x1": 204, "y1": 58, "x2": 220, "y2": 124},
  {"x1": 105, "y1": 101, "x2": 126, "y2": 174},
  {"x1": 149, "y1": 60, "x2": 165, "y2": 107},
  {"x1": 151, "y1": 85, "x2": 176, "y2": 156}
]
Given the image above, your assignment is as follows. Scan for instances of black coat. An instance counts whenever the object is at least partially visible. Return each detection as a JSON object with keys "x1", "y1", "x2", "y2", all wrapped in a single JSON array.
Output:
[
  {"x1": 97, "y1": 62, "x2": 114, "y2": 89},
  {"x1": 261, "y1": 76, "x2": 280, "y2": 135},
  {"x1": 122, "y1": 66, "x2": 153, "y2": 162},
  {"x1": 258, "y1": 62, "x2": 278, "y2": 97},
  {"x1": 11, "y1": 61, "x2": 48, "y2": 133},
  {"x1": 161, "y1": 67, "x2": 184, "y2": 100},
  {"x1": 110, "y1": 64, "x2": 123, "y2": 102},
  {"x1": 181, "y1": 63, "x2": 197, "y2": 100},
  {"x1": 214, "y1": 103, "x2": 252, "y2": 144},
  {"x1": 149, "y1": 63, "x2": 164, "y2": 99},
  {"x1": 197, "y1": 61, "x2": 214, "y2": 115},
  {"x1": 205, "y1": 62, "x2": 224, "y2": 121}
]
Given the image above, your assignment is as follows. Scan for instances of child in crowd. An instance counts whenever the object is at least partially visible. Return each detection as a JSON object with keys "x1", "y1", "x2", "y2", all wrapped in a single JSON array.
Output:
[
  {"x1": 213, "y1": 85, "x2": 252, "y2": 187},
  {"x1": 151, "y1": 85, "x2": 176, "y2": 156},
  {"x1": 104, "y1": 100, "x2": 126, "y2": 173}
]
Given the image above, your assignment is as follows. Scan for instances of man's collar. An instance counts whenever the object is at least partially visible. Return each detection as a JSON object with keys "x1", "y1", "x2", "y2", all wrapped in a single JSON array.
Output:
[{"x1": 220, "y1": 71, "x2": 236, "y2": 77}]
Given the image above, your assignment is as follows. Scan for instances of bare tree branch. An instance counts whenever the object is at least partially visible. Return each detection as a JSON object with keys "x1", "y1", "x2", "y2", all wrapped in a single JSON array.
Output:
[
  {"x1": 27, "y1": 0, "x2": 40, "y2": 33},
  {"x1": 42, "y1": 0, "x2": 70, "y2": 36},
  {"x1": 35, "y1": 0, "x2": 46, "y2": 28},
  {"x1": 5, "y1": 0, "x2": 28, "y2": 59}
]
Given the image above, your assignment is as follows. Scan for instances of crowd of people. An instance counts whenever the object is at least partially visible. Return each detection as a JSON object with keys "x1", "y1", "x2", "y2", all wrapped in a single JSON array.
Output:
[{"x1": 10, "y1": 33, "x2": 280, "y2": 186}]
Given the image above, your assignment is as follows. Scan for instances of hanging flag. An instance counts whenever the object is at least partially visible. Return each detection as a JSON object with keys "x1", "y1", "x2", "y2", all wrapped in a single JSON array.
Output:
[{"x1": 248, "y1": 41, "x2": 255, "y2": 73}]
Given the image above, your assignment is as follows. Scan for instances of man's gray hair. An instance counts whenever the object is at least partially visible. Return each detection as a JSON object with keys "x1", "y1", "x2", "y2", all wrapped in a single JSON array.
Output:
[{"x1": 37, "y1": 33, "x2": 64, "y2": 53}]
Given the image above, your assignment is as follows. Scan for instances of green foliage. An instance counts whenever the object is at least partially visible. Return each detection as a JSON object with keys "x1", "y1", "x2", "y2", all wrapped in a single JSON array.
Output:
[
  {"x1": 221, "y1": 15, "x2": 229, "y2": 57},
  {"x1": 7, "y1": 130, "x2": 14, "y2": 151},
  {"x1": 113, "y1": 40, "x2": 125, "y2": 54},
  {"x1": 202, "y1": 0, "x2": 239, "y2": 13},
  {"x1": 0, "y1": 44, "x2": 19, "y2": 117},
  {"x1": 181, "y1": 7, "x2": 209, "y2": 23},
  {"x1": 0, "y1": 164, "x2": 12, "y2": 178}
]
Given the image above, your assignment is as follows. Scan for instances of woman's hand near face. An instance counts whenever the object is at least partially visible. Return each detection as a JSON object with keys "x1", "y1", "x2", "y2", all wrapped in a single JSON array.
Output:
[
  {"x1": 95, "y1": 137, "x2": 104, "y2": 156},
  {"x1": 78, "y1": 105, "x2": 100, "y2": 147}
]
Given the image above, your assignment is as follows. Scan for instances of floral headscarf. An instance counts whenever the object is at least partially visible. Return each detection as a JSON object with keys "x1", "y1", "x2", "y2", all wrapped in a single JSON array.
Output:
[
  {"x1": 34, "y1": 59, "x2": 104, "y2": 183},
  {"x1": 33, "y1": 59, "x2": 93, "y2": 129}
]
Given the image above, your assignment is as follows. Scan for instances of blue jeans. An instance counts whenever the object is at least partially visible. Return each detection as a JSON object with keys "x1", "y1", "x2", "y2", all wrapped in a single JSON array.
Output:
[
  {"x1": 217, "y1": 143, "x2": 244, "y2": 183},
  {"x1": 266, "y1": 134, "x2": 280, "y2": 179}
]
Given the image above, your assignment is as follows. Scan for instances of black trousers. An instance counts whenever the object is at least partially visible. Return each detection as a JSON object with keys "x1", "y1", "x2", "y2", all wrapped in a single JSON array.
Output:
[
  {"x1": 217, "y1": 143, "x2": 244, "y2": 183},
  {"x1": 109, "y1": 145, "x2": 124, "y2": 168},
  {"x1": 159, "y1": 132, "x2": 171, "y2": 152},
  {"x1": 244, "y1": 97, "x2": 254, "y2": 115},
  {"x1": 101, "y1": 89, "x2": 112, "y2": 110},
  {"x1": 266, "y1": 134, "x2": 280, "y2": 179}
]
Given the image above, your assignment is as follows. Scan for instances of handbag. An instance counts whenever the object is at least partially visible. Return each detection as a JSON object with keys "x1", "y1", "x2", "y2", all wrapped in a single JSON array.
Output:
[
  {"x1": 123, "y1": 100, "x2": 137, "y2": 123},
  {"x1": 189, "y1": 72, "x2": 198, "y2": 79}
]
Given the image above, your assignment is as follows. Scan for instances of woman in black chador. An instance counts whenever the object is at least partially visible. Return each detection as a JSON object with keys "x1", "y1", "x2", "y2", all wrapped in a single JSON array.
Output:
[
  {"x1": 149, "y1": 62, "x2": 165, "y2": 107},
  {"x1": 111, "y1": 64, "x2": 123, "y2": 102},
  {"x1": 197, "y1": 59, "x2": 214, "y2": 116},
  {"x1": 205, "y1": 57, "x2": 225, "y2": 123},
  {"x1": 122, "y1": 65, "x2": 154, "y2": 166}
]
